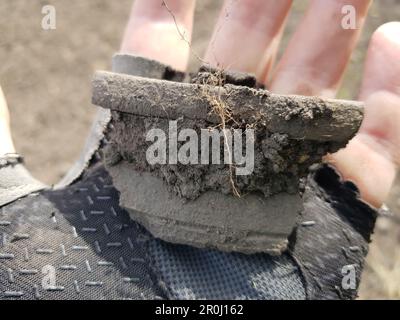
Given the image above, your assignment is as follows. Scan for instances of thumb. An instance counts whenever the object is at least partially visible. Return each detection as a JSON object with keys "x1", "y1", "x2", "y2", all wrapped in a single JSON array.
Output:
[
  {"x1": 326, "y1": 22, "x2": 400, "y2": 208},
  {"x1": 327, "y1": 92, "x2": 400, "y2": 208},
  {"x1": 0, "y1": 86, "x2": 16, "y2": 156}
]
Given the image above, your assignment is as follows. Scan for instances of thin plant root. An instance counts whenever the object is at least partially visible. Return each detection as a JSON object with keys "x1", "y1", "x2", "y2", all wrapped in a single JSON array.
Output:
[
  {"x1": 161, "y1": 1, "x2": 242, "y2": 196},
  {"x1": 200, "y1": 69, "x2": 241, "y2": 197}
]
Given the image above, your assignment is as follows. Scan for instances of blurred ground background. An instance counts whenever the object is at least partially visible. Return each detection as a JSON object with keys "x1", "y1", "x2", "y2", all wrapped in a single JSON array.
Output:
[{"x1": 0, "y1": 0, "x2": 399, "y2": 299}]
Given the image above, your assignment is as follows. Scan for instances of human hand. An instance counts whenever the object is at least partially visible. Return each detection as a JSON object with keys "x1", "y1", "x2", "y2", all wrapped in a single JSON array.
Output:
[
  {"x1": 1, "y1": 0, "x2": 399, "y2": 209},
  {"x1": 120, "y1": 0, "x2": 400, "y2": 208},
  {"x1": 0, "y1": 0, "x2": 396, "y2": 300}
]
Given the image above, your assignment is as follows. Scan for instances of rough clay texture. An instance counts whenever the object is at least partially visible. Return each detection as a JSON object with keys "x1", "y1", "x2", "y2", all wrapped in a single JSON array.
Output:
[
  {"x1": 94, "y1": 68, "x2": 363, "y2": 200},
  {"x1": 105, "y1": 112, "x2": 341, "y2": 200},
  {"x1": 101, "y1": 68, "x2": 360, "y2": 200},
  {"x1": 92, "y1": 65, "x2": 364, "y2": 254}
]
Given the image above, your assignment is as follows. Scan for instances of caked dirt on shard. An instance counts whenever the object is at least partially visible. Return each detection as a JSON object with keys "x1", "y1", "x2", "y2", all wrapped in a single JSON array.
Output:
[{"x1": 92, "y1": 55, "x2": 364, "y2": 254}]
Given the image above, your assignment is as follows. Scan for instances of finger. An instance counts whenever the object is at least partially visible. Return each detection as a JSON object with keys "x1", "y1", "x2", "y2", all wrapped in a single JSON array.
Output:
[
  {"x1": 270, "y1": 0, "x2": 371, "y2": 97},
  {"x1": 327, "y1": 93, "x2": 400, "y2": 208},
  {"x1": 326, "y1": 22, "x2": 400, "y2": 208},
  {"x1": 204, "y1": 0, "x2": 292, "y2": 80},
  {"x1": 358, "y1": 23, "x2": 400, "y2": 158},
  {"x1": 359, "y1": 22, "x2": 400, "y2": 100},
  {"x1": 0, "y1": 86, "x2": 16, "y2": 156},
  {"x1": 120, "y1": 0, "x2": 196, "y2": 71}
]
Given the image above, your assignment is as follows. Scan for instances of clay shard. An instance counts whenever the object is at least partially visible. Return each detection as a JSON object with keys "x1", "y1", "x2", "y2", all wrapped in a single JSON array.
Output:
[
  {"x1": 109, "y1": 162, "x2": 302, "y2": 255},
  {"x1": 92, "y1": 68, "x2": 364, "y2": 254},
  {"x1": 92, "y1": 71, "x2": 364, "y2": 142}
]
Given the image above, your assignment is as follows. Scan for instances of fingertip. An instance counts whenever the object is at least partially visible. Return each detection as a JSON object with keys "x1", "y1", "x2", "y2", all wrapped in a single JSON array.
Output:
[
  {"x1": 120, "y1": 0, "x2": 196, "y2": 71},
  {"x1": 359, "y1": 22, "x2": 400, "y2": 100},
  {"x1": 0, "y1": 86, "x2": 10, "y2": 123},
  {"x1": 373, "y1": 21, "x2": 400, "y2": 46},
  {"x1": 270, "y1": 0, "x2": 370, "y2": 97},
  {"x1": 204, "y1": 0, "x2": 292, "y2": 79},
  {"x1": 0, "y1": 86, "x2": 16, "y2": 156}
]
